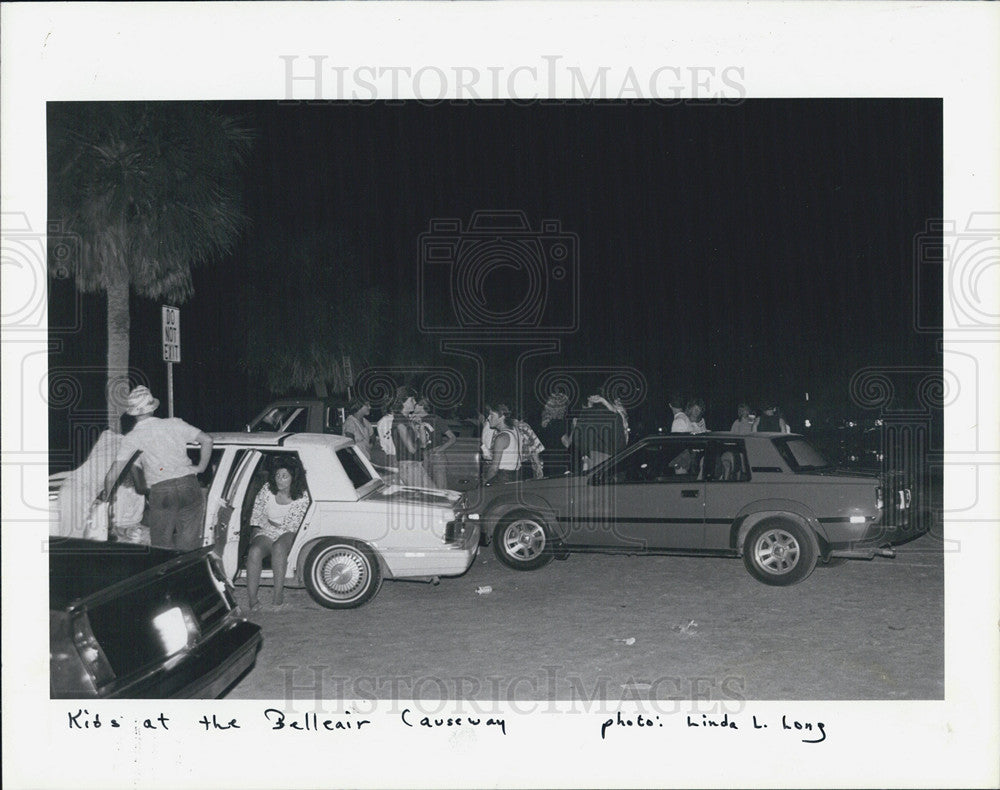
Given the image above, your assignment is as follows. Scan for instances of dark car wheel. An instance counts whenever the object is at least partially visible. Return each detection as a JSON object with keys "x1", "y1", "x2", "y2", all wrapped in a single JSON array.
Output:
[
  {"x1": 493, "y1": 511, "x2": 554, "y2": 571},
  {"x1": 304, "y1": 539, "x2": 382, "y2": 609},
  {"x1": 742, "y1": 518, "x2": 817, "y2": 586}
]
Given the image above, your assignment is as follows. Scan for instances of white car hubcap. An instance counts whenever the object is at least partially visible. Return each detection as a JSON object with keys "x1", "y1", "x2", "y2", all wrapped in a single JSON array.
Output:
[{"x1": 317, "y1": 549, "x2": 368, "y2": 597}]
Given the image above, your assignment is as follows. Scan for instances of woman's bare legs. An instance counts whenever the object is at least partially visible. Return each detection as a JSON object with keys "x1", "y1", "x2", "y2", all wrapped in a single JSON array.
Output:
[
  {"x1": 270, "y1": 532, "x2": 295, "y2": 605},
  {"x1": 245, "y1": 533, "x2": 273, "y2": 609}
]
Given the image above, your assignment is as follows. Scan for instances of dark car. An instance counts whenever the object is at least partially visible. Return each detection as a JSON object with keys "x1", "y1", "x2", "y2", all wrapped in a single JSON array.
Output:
[
  {"x1": 49, "y1": 538, "x2": 261, "y2": 698},
  {"x1": 464, "y1": 432, "x2": 915, "y2": 586}
]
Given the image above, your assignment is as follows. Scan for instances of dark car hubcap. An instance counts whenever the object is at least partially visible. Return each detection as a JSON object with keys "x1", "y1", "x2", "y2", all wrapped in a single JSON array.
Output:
[
  {"x1": 503, "y1": 520, "x2": 545, "y2": 561},
  {"x1": 753, "y1": 528, "x2": 800, "y2": 575}
]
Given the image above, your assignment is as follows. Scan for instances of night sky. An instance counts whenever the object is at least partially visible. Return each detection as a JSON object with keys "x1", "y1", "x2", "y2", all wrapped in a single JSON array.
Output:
[{"x1": 48, "y1": 99, "x2": 942, "y2": 459}]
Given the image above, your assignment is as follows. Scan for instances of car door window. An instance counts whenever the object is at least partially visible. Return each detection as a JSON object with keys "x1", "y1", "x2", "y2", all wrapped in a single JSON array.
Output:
[
  {"x1": 664, "y1": 441, "x2": 707, "y2": 481},
  {"x1": 599, "y1": 440, "x2": 706, "y2": 484},
  {"x1": 602, "y1": 443, "x2": 670, "y2": 484},
  {"x1": 706, "y1": 440, "x2": 750, "y2": 482}
]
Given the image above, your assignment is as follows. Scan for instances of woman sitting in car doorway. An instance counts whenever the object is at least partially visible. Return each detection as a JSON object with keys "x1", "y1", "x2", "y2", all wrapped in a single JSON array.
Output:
[{"x1": 246, "y1": 456, "x2": 310, "y2": 612}]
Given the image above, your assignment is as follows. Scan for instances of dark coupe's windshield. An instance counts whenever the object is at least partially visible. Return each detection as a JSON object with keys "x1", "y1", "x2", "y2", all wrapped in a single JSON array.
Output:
[{"x1": 774, "y1": 437, "x2": 832, "y2": 472}]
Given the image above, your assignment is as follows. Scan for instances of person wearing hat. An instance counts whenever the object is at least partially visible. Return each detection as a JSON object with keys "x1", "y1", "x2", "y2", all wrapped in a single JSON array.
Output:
[{"x1": 104, "y1": 385, "x2": 214, "y2": 551}]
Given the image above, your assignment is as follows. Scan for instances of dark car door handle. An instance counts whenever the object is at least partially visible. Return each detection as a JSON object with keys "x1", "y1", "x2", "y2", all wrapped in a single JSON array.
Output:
[{"x1": 681, "y1": 489, "x2": 700, "y2": 498}]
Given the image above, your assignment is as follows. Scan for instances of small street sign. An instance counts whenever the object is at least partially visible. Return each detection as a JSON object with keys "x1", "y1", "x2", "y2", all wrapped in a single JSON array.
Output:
[{"x1": 162, "y1": 305, "x2": 181, "y2": 363}]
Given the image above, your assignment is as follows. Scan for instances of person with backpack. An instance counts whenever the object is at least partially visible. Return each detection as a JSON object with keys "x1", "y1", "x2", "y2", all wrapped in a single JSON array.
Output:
[{"x1": 482, "y1": 403, "x2": 521, "y2": 485}]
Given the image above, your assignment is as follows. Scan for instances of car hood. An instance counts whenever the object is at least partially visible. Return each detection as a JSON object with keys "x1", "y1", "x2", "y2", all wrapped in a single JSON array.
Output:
[
  {"x1": 49, "y1": 538, "x2": 186, "y2": 610},
  {"x1": 366, "y1": 485, "x2": 461, "y2": 508}
]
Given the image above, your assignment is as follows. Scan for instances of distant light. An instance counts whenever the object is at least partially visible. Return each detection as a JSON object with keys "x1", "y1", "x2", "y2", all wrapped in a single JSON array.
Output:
[
  {"x1": 804, "y1": 419, "x2": 812, "y2": 428},
  {"x1": 805, "y1": 392, "x2": 809, "y2": 402}
]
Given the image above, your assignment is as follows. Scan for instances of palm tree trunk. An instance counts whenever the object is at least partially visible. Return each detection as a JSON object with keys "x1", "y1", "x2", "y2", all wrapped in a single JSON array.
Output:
[{"x1": 106, "y1": 278, "x2": 130, "y2": 429}]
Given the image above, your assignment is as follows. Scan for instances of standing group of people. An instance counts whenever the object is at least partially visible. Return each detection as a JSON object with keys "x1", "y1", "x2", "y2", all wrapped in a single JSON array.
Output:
[
  {"x1": 668, "y1": 394, "x2": 792, "y2": 435},
  {"x1": 729, "y1": 401, "x2": 791, "y2": 434},
  {"x1": 480, "y1": 390, "x2": 631, "y2": 483},
  {"x1": 342, "y1": 387, "x2": 458, "y2": 489},
  {"x1": 340, "y1": 385, "x2": 635, "y2": 488}
]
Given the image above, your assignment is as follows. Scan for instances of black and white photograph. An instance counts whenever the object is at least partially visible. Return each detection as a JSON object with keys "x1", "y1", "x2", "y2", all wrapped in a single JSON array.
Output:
[{"x1": 2, "y1": 3, "x2": 998, "y2": 789}]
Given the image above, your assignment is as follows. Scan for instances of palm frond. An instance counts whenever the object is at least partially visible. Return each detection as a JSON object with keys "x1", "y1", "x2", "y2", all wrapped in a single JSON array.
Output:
[{"x1": 48, "y1": 101, "x2": 254, "y2": 302}]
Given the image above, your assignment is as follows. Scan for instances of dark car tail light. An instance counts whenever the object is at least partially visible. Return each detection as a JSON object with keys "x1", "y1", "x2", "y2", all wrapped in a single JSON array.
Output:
[
  {"x1": 72, "y1": 611, "x2": 116, "y2": 688},
  {"x1": 51, "y1": 610, "x2": 99, "y2": 696}
]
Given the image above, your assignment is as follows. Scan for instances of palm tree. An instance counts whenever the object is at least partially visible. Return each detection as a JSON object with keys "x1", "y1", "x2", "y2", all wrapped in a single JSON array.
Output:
[{"x1": 48, "y1": 102, "x2": 253, "y2": 426}]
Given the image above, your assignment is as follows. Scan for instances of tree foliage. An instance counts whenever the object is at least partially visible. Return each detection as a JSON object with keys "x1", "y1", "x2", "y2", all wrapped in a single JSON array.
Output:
[
  {"x1": 49, "y1": 102, "x2": 253, "y2": 299},
  {"x1": 48, "y1": 102, "x2": 253, "y2": 425},
  {"x1": 240, "y1": 228, "x2": 389, "y2": 397}
]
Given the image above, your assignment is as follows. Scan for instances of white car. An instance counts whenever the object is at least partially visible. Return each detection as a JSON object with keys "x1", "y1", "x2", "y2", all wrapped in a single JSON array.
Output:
[{"x1": 52, "y1": 432, "x2": 480, "y2": 609}]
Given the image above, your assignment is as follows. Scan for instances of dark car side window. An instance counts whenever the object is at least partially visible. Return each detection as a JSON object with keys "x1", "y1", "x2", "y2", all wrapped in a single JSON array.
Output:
[
  {"x1": 251, "y1": 406, "x2": 294, "y2": 432},
  {"x1": 705, "y1": 440, "x2": 750, "y2": 482},
  {"x1": 601, "y1": 440, "x2": 706, "y2": 484},
  {"x1": 773, "y1": 437, "x2": 831, "y2": 473},
  {"x1": 284, "y1": 409, "x2": 309, "y2": 433}
]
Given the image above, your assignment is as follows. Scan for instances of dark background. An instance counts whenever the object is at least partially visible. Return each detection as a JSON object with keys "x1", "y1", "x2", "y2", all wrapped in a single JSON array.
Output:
[{"x1": 48, "y1": 99, "x2": 942, "y2": 467}]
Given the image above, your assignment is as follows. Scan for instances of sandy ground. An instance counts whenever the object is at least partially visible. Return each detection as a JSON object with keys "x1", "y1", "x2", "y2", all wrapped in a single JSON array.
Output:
[{"x1": 225, "y1": 531, "x2": 943, "y2": 702}]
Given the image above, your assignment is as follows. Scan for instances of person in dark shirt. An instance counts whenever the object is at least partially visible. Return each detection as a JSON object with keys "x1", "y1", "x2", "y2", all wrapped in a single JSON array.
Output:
[
  {"x1": 414, "y1": 397, "x2": 457, "y2": 489},
  {"x1": 757, "y1": 403, "x2": 789, "y2": 433},
  {"x1": 572, "y1": 393, "x2": 628, "y2": 470},
  {"x1": 537, "y1": 392, "x2": 574, "y2": 476}
]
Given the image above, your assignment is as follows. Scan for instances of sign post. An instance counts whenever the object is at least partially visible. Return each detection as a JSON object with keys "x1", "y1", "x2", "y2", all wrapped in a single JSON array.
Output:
[
  {"x1": 162, "y1": 306, "x2": 181, "y2": 417},
  {"x1": 343, "y1": 354, "x2": 353, "y2": 399}
]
